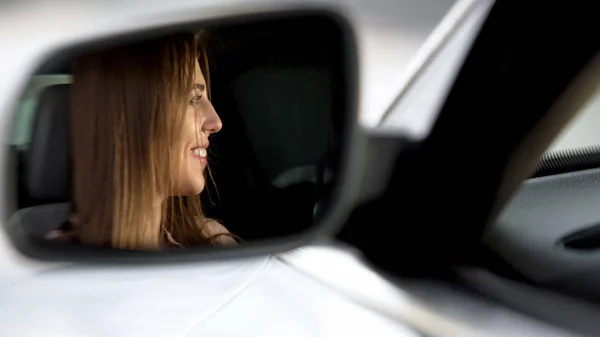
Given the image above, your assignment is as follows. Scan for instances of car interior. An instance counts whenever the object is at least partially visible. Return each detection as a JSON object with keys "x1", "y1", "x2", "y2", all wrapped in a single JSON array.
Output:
[
  {"x1": 7, "y1": 14, "x2": 348, "y2": 245},
  {"x1": 480, "y1": 96, "x2": 600, "y2": 295},
  {"x1": 334, "y1": 1, "x2": 599, "y2": 335}
]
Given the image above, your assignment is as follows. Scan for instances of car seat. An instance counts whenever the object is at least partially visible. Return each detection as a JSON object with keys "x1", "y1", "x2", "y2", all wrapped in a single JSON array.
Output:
[{"x1": 10, "y1": 84, "x2": 71, "y2": 239}]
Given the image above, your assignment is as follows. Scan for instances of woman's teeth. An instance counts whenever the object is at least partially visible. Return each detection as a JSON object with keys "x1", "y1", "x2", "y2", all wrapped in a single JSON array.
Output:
[{"x1": 192, "y1": 148, "x2": 207, "y2": 158}]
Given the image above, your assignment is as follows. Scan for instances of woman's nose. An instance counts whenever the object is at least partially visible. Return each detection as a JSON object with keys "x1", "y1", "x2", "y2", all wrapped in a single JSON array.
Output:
[{"x1": 202, "y1": 102, "x2": 222, "y2": 134}]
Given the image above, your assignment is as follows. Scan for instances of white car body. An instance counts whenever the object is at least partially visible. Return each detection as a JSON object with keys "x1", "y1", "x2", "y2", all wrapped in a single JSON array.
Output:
[{"x1": 0, "y1": 0, "x2": 584, "y2": 336}]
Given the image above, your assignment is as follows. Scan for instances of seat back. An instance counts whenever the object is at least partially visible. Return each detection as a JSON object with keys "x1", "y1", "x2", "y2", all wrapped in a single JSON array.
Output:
[{"x1": 11, "y1": 84, "x2": 71, "y2": 236}]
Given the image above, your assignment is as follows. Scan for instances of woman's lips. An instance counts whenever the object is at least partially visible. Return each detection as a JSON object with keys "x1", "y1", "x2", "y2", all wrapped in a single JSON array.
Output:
[{"x1": 191, "y1": 147, "x2": 208, "y2": 167}]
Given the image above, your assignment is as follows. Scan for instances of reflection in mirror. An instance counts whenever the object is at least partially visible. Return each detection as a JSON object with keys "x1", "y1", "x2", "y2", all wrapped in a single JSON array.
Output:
[{"x1": 8, "y1": 13, "x2": 352, "y2": 254}]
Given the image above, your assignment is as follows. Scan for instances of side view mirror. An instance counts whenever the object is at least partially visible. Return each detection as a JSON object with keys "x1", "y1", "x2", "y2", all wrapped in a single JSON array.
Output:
[{"x1": 1, "y1": 2, "x2": 491, "y2": 262}]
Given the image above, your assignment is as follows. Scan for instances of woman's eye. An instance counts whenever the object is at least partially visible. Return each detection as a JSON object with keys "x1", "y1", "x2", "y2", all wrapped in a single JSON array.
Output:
[{"x1": 190, "y1": 95, "x2": 202, "y2": 105}]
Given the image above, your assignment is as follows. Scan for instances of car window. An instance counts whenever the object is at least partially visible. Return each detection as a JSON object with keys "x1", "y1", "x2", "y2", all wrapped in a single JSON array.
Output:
[
  {"x1": 231, "y1": 66, "x2": 332, "y2": 185},
  {"x1": 11, "y1": 75, "x2": 71, "y2": 150},
  {"x1": 548, "y1": 89, "x2": 600, "y2": 152}
]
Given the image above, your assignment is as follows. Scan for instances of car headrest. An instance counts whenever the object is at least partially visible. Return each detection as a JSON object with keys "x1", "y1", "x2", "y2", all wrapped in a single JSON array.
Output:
[{"x1": 27, "y1": 84, "x2": 70, "y2": 202}]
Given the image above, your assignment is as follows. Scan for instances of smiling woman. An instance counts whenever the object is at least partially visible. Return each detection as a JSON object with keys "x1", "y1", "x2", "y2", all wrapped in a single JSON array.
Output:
[{"x1": 60, "y1": 32, "x2": 237, "y2": 250}]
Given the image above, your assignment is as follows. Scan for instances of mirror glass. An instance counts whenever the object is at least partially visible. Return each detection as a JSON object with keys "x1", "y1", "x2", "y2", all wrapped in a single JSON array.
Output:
[{"x1": 7, "y1": 12, "x2": 353, "y2": 254}]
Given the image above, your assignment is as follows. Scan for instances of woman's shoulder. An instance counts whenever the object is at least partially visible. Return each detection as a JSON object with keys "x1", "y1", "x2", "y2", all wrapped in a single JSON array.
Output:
[
  {"x1": 45, "y1": 221, "x2": 78, "y2": 242},
  {"x1": 201, "y1": 219, "x2": 239, "y2": 246}
]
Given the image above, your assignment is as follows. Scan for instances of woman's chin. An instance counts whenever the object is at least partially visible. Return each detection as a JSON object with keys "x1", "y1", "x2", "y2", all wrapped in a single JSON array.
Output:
[
  {"x1": 188, "y1": 180, "x2": 205, "y2": 195},
  {"x1": 174, "y1": 178, "x2": 205, "y2": 196},
  {"x1": 194, "y1": 176, "x2": 206, "y2": 194}
]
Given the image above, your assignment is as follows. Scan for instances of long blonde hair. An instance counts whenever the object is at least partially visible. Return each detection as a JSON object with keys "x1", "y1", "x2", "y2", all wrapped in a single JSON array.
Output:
[{"x1": 70, "y1": 32, "x2": 225, "y2": 250}]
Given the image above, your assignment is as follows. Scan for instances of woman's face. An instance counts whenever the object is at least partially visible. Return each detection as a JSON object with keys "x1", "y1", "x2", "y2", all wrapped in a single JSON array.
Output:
[{"x1": 171, "y1": 59, "x2": 222, "y2": 196}]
